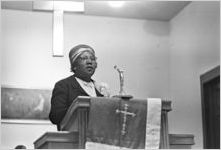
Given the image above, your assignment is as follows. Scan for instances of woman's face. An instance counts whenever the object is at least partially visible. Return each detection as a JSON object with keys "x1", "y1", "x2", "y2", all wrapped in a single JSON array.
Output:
[{"x1": 74, "y1": 51, "x2": 97, "y2": 80}]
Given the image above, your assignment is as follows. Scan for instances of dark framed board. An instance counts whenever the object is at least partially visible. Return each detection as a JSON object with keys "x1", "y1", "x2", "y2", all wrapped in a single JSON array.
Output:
[{"x1": 1, "y1": 87, "x2": 52, "y2": 120}]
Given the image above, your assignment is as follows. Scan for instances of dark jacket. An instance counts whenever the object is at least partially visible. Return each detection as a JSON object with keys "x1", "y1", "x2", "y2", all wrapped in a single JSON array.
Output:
[{"x1": 49, "y1": 75, "x2": 103, "y2": 130}]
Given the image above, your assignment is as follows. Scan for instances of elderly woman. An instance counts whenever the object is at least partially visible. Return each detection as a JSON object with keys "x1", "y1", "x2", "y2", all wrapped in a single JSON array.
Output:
[{"x1": 49, "y1": 44, "x2": 106, "y2": 130}]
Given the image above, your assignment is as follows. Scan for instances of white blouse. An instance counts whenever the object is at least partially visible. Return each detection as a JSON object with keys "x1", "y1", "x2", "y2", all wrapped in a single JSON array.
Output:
[{"x1": 75, "y1": 77, "x2": 97, "y2": 97}]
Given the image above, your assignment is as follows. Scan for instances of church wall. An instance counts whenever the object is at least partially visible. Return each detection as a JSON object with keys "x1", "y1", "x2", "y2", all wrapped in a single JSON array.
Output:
[
  {"x1": 1, "y1": 122, "x2": 57, "y2": 149},
  {"x1": 169, "y1": 1, "x2": 220, "y2": 148},
  {"x1": 1, "y1": 9, "x2": 170, "y2": 149},
  {"x1": 64, "y1": 14, "x2": 170, "y2": 99}
]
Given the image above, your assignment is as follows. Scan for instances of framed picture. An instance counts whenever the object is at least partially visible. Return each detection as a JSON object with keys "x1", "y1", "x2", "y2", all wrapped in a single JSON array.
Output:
[{"x1": 1, "y1": 87, "x2": 52, "y2": 120}]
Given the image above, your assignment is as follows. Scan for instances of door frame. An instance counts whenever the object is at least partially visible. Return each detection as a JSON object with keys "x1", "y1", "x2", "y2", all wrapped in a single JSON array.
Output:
[{"x1": 200, "y1": 66, "x2": 220, "y2": 148}]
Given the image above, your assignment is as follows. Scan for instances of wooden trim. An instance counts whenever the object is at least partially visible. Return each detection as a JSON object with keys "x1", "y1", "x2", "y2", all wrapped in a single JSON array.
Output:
[
  {"x1": 200, "y1": 66, "x2": 220, "y2": 83},
  {"x1": 200, "y1": 66, "x2": 220, "y2": 148},
  {"x1": 60, "y1": 96, "x2": 90, "y2": 130},
  {"x1": 1, "y1": 119, "x2": 51, "y2": 124},
  {"x1": 33, "y1": 131, "x2": 79, "y2": 149},
  {"x1": 169, "y1": 134, "x2": 195, "y2": 145},
  {"x1": 34, "y1": 132, "x2": 194, "y2": 149},
  {"x1": 78, "y1": 108, "x2": 88, "y2": 149},
  {"x1": 160, "y1": 111, "x2": 170, "y2": 148},
  {"x1": 1, "y1": 84, "x2": 52, "y2": 90}
]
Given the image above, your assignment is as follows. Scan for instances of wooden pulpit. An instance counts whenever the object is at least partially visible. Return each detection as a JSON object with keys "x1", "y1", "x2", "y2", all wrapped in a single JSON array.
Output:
[{"x1": 59, "y1": 96, "x2": 172, "y2": 149}]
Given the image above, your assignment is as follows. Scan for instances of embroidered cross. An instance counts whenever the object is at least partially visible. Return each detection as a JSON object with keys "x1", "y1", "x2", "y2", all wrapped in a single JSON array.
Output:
[{"x1": 116, "y1": 104, "x2": 136, "y2": 135}]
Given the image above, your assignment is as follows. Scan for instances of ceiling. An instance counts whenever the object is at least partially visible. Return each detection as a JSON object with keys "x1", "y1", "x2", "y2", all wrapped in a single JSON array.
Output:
[{"x1": 1, "y1": 1, "x2": 191, "y2": 21}]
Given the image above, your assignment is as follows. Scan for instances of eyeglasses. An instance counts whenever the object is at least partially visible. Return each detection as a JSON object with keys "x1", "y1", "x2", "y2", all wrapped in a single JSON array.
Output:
[{"x1": 78, "y1": 56, "x2": 97, "y2": 62}]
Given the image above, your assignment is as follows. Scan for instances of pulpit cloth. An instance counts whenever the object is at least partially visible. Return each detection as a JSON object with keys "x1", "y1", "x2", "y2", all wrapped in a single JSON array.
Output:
[{"x1": 86, "y1": 97, "x2": 162, "y2": 149}]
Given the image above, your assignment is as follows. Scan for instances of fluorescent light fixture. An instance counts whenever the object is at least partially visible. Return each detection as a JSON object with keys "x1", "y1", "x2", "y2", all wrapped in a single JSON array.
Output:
[
  {"x1": 53, "y1": 10, "x2": 64, "y2": 56},
  {"x1": 108, "y1": 1, "x2": 125, "y2": 8}
]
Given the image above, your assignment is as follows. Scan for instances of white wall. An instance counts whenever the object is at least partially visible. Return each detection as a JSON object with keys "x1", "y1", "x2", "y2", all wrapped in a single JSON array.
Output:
[
  {"x1": 1, "y1": 121, "x2": 57, "y2": 149},
  {"x1": 169, "y1": 1, "x2": 220, "y2": 148},
  {"x1": 1, "y1": 10, "x2": 170, "y2": 98},
  {"x1": 64, "y1": 14, "x2": 170, "y2": 98},
  {"x1": 1, "y1": 9, "x2": 170, "y2": 149}
]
